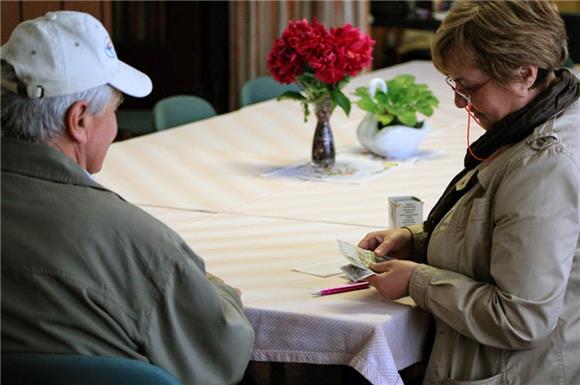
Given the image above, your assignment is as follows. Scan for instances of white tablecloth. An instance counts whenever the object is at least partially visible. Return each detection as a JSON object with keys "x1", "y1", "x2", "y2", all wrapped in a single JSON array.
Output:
[
  {"x1": 97, "y1": 61, "x2": 474, "y2": 222},
  {"x1": 140, "y1": 207, "x2": 431, "y2": 385},
  {"x1": 95, "y1": 61, "x2": 476, "y2": 384}
]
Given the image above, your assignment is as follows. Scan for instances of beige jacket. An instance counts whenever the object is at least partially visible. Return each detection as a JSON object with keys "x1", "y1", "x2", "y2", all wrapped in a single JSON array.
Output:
[{"x1": 408, "y1": 99, "x2": 580, "y2": 385}]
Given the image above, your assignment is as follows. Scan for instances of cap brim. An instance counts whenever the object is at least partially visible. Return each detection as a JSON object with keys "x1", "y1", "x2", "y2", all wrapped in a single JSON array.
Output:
[{"x1": 109, "y1": 60, "x2": 152, "y2": 98}]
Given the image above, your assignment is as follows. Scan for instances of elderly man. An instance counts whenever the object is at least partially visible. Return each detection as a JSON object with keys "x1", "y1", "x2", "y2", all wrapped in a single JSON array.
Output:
[{"x1": 1, "y1": 11, "x2": 254, "y2": 385}]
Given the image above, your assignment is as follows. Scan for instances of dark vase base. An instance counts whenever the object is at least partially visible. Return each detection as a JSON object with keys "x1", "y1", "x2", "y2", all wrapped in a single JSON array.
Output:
[
  {"x1": 312, "y1": 122, "x2": 335, "y2": 168},
  {"x1": 312, "y1": 99, "x2": 335, "y2": 168}
]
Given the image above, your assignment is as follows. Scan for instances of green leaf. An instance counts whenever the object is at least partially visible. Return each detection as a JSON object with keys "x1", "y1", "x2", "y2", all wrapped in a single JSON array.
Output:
[
  {"x1": 416, "y1": 103, "x2": 434, "y2": 116},
  {"x1": 415, "y1": 84, "x2": 428, "y2": 92},
  {"x1": 357, "y1": 99, "x2": 378, "y2": 113},
  {"x1": 277, "y1": 91, "x2": 306, "y2": 102},
  {"x1": 375, "y1": 91, "x2": 387, "y2": 106},
  {"x1": 302, "y1": 101, "x2": 310, "y2": 123},
  {"x1": 390, "y1": 74, "x2": 415, "y2": 88},
  {"x1": 353, "y1": 73, "x2": 439, "y2": 127},
  {"x1": 397, "y1": 111, "x2": 417, "y2": 127},
  {"x1": 332, "y1": 90, "x2": 351, "y2": 116},
  {"x1": 354, "y1": 87, "x2": 371, "y2": 99},
  {"x1": 427, "y1": 95, "x2": 440, "y2": 106},
  {"x1": 378, "y1": 114, "x2": 394, "y2": 126}
]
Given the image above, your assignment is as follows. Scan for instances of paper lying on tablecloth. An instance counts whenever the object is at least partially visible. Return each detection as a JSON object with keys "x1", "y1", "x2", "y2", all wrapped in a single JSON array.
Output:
[
  {"x1": 262, "y1": 149, "x2": 441, "y2": 184},
  {"x1": 292, "y1": 259, "x2": 343, "y2": 277},
  {"x1": 263, "y1": 152, "x2": 398, "y2": 184},
  {"x1": 292, "y1": 240, "x2": 393, "y2": 279}
]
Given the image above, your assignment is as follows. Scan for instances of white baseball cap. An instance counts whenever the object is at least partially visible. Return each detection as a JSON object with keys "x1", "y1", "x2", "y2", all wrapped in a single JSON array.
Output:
[{"x1": 0, "y1": 11, "x2": 152, "y2": 99}]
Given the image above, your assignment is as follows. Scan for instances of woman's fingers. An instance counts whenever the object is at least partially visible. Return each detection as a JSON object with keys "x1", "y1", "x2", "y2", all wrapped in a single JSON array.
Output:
[{"x1": 369, "y1": 261, "x2": 392, "y2": 273}]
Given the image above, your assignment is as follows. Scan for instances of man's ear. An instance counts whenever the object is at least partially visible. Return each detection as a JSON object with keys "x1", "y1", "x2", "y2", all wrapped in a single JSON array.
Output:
[{"x1": 65, "y1": 101, "x2": 91, "y2": 144}]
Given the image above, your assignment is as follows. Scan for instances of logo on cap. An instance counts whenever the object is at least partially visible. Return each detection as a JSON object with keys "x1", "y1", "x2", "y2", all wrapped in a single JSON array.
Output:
[{"x1": 104, "y1": 38, "x2": 116, "y2": 59}]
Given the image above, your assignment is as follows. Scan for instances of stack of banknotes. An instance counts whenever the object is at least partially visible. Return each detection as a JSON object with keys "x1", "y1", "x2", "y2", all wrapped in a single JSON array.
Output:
[{"x1": 337, "y1": 240, "x2": 392, "y2": 282}]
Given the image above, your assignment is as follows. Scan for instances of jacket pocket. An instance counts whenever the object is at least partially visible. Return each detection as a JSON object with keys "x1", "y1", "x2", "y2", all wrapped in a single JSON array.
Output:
[
  {"x1": 457, "y1": 198, "x2": 493, "y2": 279},
  {"x1": 442, "y1": 373, "x2": 504, "y2": 385}
]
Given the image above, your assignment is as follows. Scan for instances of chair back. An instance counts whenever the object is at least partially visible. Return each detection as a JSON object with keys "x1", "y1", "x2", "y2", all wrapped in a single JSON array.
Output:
[
  {"x1": 1, "y1": 353, "x2": 182, "y2": 385},
  {"x1": 153, "y1": 95, "x2": 217, "y2": 130},
  {"x1": 116, "y1": 109, "x2": 154, "y2": 137},
  {"x1": 240, "y1": 76, "x2": 301, "y2": 107}
]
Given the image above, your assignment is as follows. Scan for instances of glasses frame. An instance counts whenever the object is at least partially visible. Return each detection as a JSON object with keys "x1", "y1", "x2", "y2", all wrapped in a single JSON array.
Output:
[
  {"x1": 444, "y1": 75, "x2": 495, "y2": 161},
  {"x1": 445, "y1": 76, "x2": 492, "y2": 105},
  {"x1": 445, "y1": 76, "x2": 470, "y2": 103}
]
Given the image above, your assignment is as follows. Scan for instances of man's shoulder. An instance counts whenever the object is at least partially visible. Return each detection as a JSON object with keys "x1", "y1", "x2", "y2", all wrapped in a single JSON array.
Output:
[{"x1": 88, "y1": 191, "x2": 188, "y2": 254}]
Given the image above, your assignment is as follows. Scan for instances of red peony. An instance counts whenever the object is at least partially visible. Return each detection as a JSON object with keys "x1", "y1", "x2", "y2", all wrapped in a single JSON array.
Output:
[
  {"x1": 331, "y1": 24, "x2": 375, "y2": 77},
  {"x1": 283, "y1": 19, "x2": 329, "y2": 60},
  {"x1": 266, "y1": 38, "x2": 304, "y2": 84},
  {"x1": 268, "y1": 19, "x2": 374, "y2": 86},
  {"x1": 267, "y1": 18, "x2": 375, "y2": 122}
]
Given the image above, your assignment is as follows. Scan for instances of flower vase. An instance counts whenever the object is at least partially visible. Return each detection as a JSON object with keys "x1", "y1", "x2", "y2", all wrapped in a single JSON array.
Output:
[
  {"x1": 311, "y1": 98, "x2": 335, "y2": 168},
  {"x1": 356, "y1": 113, "x2": 429, "y2": 159}
]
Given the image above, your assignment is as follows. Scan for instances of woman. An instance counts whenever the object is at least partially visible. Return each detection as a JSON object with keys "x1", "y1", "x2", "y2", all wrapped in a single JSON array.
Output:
[{"x1": 359, "y1": 2, "x2": 580, "y2": 384}]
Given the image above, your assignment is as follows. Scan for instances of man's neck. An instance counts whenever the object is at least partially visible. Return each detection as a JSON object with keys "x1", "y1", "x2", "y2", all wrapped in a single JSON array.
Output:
[{"x1": 49, "y1": 136, "x2": 88, "y2": 173}]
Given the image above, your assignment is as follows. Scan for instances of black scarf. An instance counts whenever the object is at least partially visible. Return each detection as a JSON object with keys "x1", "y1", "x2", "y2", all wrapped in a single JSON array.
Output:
[{"x1": 422, "y1": 69, "x2": 580, "y2": 256}]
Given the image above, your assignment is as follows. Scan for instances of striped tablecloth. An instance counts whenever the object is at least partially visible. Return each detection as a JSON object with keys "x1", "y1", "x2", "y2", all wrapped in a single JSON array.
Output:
[
  {"x1": 140, "y1": 207, "x2": 431, "y2": 385},
  {"x1": 96, "y1": 61, "x2": 473, "y2": 223},
  {"x1": 95, "y1": 61, "x2": 476, "y2": 384}
]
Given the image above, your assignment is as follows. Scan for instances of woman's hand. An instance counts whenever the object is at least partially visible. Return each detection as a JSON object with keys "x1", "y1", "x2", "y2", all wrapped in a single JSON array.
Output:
[
  {"x1": 358, "y1": 228, "x2": 414, "y2": 259},
  {"x1": 366, "y1": 260, "x2": 418, "y2": 300}
]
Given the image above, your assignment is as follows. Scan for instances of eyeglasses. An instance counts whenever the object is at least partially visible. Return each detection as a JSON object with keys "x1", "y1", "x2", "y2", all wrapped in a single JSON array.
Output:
[
  {"x1": 445, "y1": 75, "x2": 493, "y2": 162},
  {"x1": 445, "y1": 76, "x2": 491, "y2": 104}
]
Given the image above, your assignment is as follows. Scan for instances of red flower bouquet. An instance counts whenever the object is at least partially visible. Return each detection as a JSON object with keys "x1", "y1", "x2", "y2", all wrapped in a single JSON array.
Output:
[{"x1": 267, "y1": 19, "x2": 374, "y2": 122}]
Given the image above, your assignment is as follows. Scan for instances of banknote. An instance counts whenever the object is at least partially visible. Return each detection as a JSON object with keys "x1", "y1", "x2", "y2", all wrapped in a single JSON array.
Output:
[
  {"x1": 337, "y1": 240, "x2": 394, "y2": 282},
  {"x1": 336, "y1": 239, "x2": 377, "y2": 269},
  {"x1": 340, "y1": 264, "x2": 375, "y2": 282}
]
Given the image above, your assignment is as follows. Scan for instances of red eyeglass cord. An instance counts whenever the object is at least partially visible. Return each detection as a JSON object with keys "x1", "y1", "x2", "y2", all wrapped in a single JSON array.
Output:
[{"x1": 465, "y1": 103, "x2": 500, "y2": 162}]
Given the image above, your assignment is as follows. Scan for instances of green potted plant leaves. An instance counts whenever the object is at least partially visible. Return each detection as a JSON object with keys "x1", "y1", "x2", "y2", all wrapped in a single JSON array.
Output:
[{"x1": 354, "y1": 74, "x2": 439, "y2": 158}]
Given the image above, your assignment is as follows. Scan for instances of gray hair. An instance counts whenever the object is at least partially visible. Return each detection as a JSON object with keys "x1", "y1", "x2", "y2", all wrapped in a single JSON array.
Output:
[{"x1": 1, "y1": 61, "x2": 116, "y2": 144}]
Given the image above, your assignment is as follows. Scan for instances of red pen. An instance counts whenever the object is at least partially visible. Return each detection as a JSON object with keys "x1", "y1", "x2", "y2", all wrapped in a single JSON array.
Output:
[{"x1": 312, "y1": 281, "x2": 370, "y2": 296}]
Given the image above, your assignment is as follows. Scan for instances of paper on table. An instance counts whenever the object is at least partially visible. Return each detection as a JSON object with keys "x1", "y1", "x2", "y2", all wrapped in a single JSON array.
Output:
[
  {"x1": 292, "y1": 260, "x2": 343, "y2": 278},
  {"x1": 292, "y1": 241, "x2": 392, "y2": 279},
  {"x1": 262, "y1": 152, "x2": 399, "y2": 184},
  {"x1": 262, "y1": 148, "x2": 443, "y2": 184}
]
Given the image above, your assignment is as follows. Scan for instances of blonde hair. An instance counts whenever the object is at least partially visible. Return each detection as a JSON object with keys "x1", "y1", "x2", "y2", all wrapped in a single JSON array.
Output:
[{"x1": 432, "y1": 0, "x2": 568, "y2": 89}]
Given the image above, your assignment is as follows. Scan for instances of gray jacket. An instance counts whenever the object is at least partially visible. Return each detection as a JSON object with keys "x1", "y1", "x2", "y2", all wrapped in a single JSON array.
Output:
[
  {"x1": 408, "y1": 100, "x2": 580, "y2": 385},
  {"x1": 1, "y1": 138, "x2": 255, "y2": 385}
]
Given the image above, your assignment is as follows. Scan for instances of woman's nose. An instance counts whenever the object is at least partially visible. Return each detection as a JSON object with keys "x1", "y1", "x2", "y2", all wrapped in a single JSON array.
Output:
[{"x1": 454, "y1": 92, "x2": 468, "y2": 108}]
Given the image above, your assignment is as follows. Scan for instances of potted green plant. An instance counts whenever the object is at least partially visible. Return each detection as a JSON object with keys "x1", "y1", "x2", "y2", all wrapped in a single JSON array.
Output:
[{"x1": 354, "y1": 74, "x2": 439, "y2": 158}]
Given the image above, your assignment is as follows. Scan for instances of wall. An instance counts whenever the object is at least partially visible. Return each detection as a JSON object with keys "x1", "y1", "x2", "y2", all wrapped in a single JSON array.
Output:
[{"x1": 1, "y1": 1, "x2": 229, "y2": 115}]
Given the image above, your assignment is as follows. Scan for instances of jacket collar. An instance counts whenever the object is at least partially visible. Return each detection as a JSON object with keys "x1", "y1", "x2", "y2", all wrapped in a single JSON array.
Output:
[
  {"x1": 477, "y1": 98, "x2": 579, "y2": 191},
  {"x1": 1, "y1": 137, "x2": 108, "y2": 191}
]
